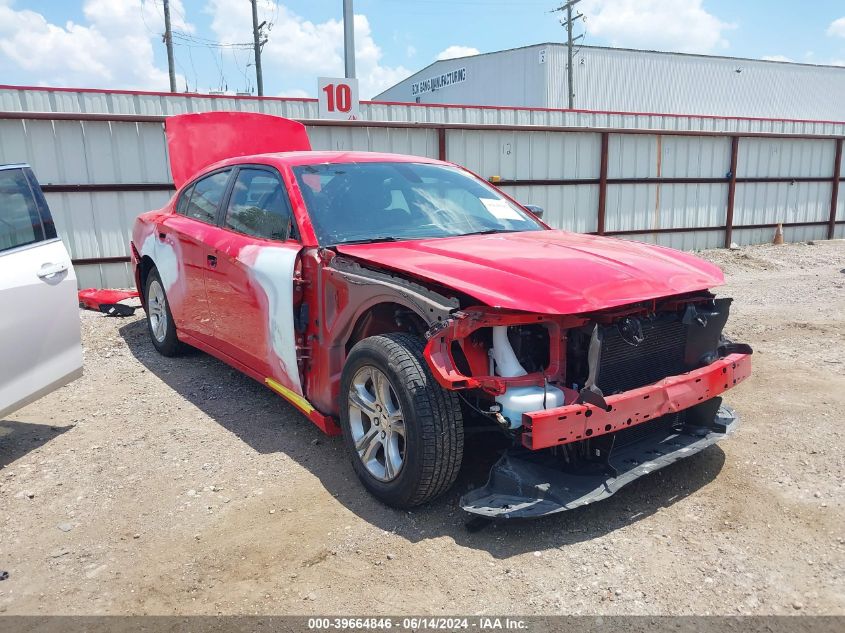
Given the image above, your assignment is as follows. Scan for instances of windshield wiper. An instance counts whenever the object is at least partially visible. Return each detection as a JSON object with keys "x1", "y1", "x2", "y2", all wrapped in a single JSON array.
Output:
[
  {"x1": 332, "y1": 235, "x2": 401, "y2": 246},
  {"x1": 463, "y1": 228, "x2": 525, "y2": 236}
]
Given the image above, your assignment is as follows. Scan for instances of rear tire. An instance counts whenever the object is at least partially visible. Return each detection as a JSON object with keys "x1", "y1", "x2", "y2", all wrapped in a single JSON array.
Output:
[
  {"x1": 340, "y1": 333, "x2": 463, "y2": 508},
  {"x1": 144, "y1": 268, "x2": 182, "y2": 357}
]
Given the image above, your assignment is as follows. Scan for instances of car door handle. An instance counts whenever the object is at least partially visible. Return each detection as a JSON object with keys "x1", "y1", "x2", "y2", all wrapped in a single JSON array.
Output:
[
  {"x1": 158, "y1": 231, "x2": 167, "y2": 241},
  {"x1": 37, "y1": 262, "x2": 69, "y2": 279},
  {"x1": 207, "y1": 254, "x2": 217, "y2": 268}
]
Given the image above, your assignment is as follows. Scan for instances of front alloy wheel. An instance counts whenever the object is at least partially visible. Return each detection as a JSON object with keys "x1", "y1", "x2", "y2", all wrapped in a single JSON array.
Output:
[
  {"x1": 339, "y1": 333, "x2": 463, "y2": 508},
  {"x1": 348, "y1": 366, "x2": 406, "y2": 482}
]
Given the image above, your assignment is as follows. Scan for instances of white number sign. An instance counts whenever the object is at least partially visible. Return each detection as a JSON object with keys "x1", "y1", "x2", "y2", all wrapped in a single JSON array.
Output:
[{"x1": 317, "y1": 77, "x2": 360, "y2": 120}]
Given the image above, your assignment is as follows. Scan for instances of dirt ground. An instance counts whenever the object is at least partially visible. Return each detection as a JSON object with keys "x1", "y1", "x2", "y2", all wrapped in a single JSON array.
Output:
[{"x1": 1, "y1": 240, "x2": 843, "y2": 616}]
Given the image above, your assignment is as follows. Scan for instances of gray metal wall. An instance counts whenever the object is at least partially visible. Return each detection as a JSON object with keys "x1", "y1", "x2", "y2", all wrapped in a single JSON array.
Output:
[
  {"x1": 1, "y1": 86, "x2": 843, "y2": 289},
  {"x1": 377, "y1": 44, "x2": 845, "y2": 121}
]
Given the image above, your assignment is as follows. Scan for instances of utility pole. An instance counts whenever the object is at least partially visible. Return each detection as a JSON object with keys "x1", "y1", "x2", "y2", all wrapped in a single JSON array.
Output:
[
  {"x1": 162, "y1": 0, "x2": 177, "y2": 92},
  {"x1": 553, "y1": 0, "x2": 583, "y2": 109},
  {"x1": 343, "y1": 0, "x2": 356, "y2": 78},
  {"x1": 250, "y1": 0, "x2": 266, "y2": 96}
]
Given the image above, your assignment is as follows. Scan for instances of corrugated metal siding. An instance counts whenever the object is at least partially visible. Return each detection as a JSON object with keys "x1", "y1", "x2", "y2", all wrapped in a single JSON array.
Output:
[
  {"x1": 608, "y1": 134, "x2": 731, "y2": 178},
  {"x1": 306, "y1": 126, "x2": 438, "y2": 157},
  {"x1": 1, "y1": 86, "x2": 843, "y2": 289},
  {"x1": 4, "y1": 85, "x2": 845, "y2": 136},
  {"x1": 499, "y1": 184, "x2": 599, "y2": 233},
  {"x1": 555, "y1": 46, "x2": 845, "y2": 120},
  {"x1": 0, "y1": 118, "x2": 170, "y2": 184},
  {"x1": 447, "y1": 129, "x2": 600, "y2": 179},
  {"x1": 737, "y1": 138, "x2": 836, "y2": 178},
  {"x1": 44, "y1": 190, "x2": 171, "y2": 257},
  {"x1": 621, "y1": 230, "x2": 725, "y2": 252},
  {"x1": 733, "y1": 182, "x2": 831, "y2": 226},
  {"x1": 605, "y1": 183, "x2": 728, "y2": 232}
]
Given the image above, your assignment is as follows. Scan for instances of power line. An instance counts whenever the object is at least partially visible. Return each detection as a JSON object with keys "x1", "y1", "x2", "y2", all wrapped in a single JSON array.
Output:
[
  {"x1": 171, "y1": 31, "x2": 254, "y2": 48},
  {"x1": 172, "y1": 38, "x2": 253, "y2": 49},
  {"x1": 232, "y1": 47, "x2": 253, "y2": 95}
]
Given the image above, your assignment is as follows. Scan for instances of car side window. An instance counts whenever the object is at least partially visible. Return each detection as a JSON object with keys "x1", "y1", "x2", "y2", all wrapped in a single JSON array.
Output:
[
  {"x1": 175, "y1": 183, "x2": 195, "y2": 215},
  {"x1": 0, "y1": 168, "x2": 45, "y2": 253},
  {"x1": 182, "y1": 171, "x2": 230, "y2": 224},
  {"x1": 224, "y1": 168, "x2": 296, "y2": 241}
]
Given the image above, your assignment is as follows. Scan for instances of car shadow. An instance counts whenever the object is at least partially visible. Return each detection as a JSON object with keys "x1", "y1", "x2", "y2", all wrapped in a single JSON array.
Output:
[
  {"x1": 0, "y1": 420, "x2": 72, "y2": 469},
  {"x1": 119, "y1": 318, "x2": 726, "y2": 558}
]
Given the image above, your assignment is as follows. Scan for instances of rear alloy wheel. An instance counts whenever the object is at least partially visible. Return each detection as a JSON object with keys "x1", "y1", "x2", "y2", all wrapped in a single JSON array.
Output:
[
  {"x1": 340, "y1": 333, "x2": 463, "y2": 508},
  {"x1": 145, "y1": 268, "x2": 182, "y2": 356}
]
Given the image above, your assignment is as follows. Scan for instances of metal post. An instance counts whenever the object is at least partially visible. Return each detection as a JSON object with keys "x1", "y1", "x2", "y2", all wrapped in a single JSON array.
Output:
[
  {"x1": 597, "y1": 132, "x2": 609, "y2": 234},
  {"x1": 566, "y1": 3, "x2": 574, "y2": 109},
  {"x1": 343, "y1": 0, "x2": 356, "y2": 79},
  {"x1": 437, "y1": 128, "x2": 447, "y2": 161},
  {"x1": 250, "y1": 0, "x2": 264, "y2": 96},
  {"x1": 724, "y1": 136, "x2": 740, "y2": 248},
  {"x1": 162, "y1": 0, "x2": 177, "y2": 92},
  {"x1": 828, "y1": 138, "x2": 843, "y2": 240},
  {"x1": 554, "y1": 0, "x2": 581, "y2": 109}
]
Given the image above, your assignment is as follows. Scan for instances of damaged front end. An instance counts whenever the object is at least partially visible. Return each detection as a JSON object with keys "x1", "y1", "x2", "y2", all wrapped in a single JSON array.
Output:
[{"x1": 423, "y1": 294, "x2": 752, "y2": 519}]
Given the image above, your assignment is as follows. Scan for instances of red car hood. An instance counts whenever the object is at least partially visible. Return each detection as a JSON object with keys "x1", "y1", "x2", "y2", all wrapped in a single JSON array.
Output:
[{"x1": 336, "y1": 230, "x2": 724, "y2": 315}]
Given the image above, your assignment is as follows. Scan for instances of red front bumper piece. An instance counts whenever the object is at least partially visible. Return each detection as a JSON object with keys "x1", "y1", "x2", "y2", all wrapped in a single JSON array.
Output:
[
  {"x1": 78, "y1": 288, "x2": 140, "y2": 311},
  {"x1": 521, "y1": 353, "x2": 752, "y2": 450}
]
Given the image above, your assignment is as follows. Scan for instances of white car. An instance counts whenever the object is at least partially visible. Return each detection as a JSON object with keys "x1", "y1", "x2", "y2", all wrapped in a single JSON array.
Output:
[{"x1": 0, "y1": 164, "x2": 82, "y2": 419}]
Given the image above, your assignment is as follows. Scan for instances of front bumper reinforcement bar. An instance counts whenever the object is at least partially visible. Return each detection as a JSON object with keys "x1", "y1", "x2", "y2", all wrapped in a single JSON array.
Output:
[{"x1": 521, "y1": 353, "x2": 751, "y2": 450}]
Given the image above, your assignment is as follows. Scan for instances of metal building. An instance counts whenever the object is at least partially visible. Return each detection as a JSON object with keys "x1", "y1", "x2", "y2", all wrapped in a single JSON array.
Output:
[{"x1": 375, "y1": 44, "x2": 845, "y2": 120}]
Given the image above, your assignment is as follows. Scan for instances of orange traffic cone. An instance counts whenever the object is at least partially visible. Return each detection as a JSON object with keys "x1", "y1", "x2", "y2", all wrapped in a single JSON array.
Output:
[{"x1": 773, "y1": 223, "x2": 784, "y2": 245}]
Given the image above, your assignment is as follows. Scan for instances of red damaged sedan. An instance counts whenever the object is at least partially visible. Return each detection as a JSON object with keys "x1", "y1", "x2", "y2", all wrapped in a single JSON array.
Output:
[{"x1": 131, "y1": 112, "x2": 751, "y2": 518}]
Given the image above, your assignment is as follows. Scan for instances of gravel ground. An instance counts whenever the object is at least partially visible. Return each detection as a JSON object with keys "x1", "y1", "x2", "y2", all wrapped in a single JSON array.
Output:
[{"x1": 1, "y1": 240, "x2": 843, "y2": 616}]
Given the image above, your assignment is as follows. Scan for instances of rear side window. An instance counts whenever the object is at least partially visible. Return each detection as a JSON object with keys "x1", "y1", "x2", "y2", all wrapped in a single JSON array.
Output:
[
  {"x1": 176, "y1": 183, "x2": 195, "y2": 215},
  {"x1": 224, "y1": 168, "x2": 296, "y2": 241},
  {"x1": 0, "y1": 168, "x2": 45, "y2": 253},
  {"x1": 181, "y1": 170, "x2": 230, "y2": 224}
]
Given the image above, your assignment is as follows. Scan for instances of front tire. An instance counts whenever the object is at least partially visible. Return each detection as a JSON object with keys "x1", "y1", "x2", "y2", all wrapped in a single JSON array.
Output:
[
  {"x1": 145, "y1": 268, "x2": 182, "y2": 357},
  {"x1": 340, "y1": 333, "x2": 464, "y2": 508}
]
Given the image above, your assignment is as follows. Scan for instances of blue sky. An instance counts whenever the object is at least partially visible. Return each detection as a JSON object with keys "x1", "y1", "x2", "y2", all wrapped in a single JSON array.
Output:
[{"x1": 1, "y1": 0, "x2": 844, "y2": 99}]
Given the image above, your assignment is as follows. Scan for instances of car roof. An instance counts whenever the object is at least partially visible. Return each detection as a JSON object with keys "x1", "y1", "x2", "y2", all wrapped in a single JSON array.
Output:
[{"x1": 205, "y1": 151, "x2": 450, "y2": 173}]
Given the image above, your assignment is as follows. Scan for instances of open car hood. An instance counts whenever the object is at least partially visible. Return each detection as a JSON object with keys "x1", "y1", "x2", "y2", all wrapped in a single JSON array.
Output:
[
  {"x1": 336, "y1": 230, "x2": 725, "y2": 315},
  {"x1": 165, "y1": 112, "x2": 311, "y2": 188}
]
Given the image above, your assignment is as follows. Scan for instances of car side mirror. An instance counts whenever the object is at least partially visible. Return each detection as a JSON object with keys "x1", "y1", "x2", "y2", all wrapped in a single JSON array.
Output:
[{"x1": 524, "y1": 204, "x2": 544, "y2": 219}]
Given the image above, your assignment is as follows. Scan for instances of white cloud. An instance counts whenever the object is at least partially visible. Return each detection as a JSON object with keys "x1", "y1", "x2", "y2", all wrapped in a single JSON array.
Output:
[
  {"x1": 827, "y1": 17, "x2": 845, "y2": 38},
  {"x1": 579, "y1": 0, "x2": 734, "y2": 54},
  {"x1": 436, "y1": 45, "x2": 480, "y2": 61},
  {"x1": 0, "y1": 0, "x2": 191, "y2": 90},
  {"x1": 761, "y1": 55, "x2": 794, "y2": 63},
  {"x1": 278, "y1": 88, "x2": 309, "y2": 98},
  {"x1": 206, "y1": 0, "x2": 410, "y2": 99},
  {"x1": 406, "y1": 45, "x2": 417, "y2": 58}
]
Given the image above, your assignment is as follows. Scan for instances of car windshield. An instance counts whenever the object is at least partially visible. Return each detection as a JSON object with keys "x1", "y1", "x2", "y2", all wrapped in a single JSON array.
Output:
[{"x1": 292, "y1": 162, "x2": 545, "y2": 245}]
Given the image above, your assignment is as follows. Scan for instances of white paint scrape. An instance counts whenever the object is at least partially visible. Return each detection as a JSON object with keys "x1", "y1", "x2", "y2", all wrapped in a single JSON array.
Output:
[
  {"x1": 139, "y1": 228, "x2": 179, "y2": 293},
  {"x1": 240, "y1": 245, "x2": 302, "y2": 394}
]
